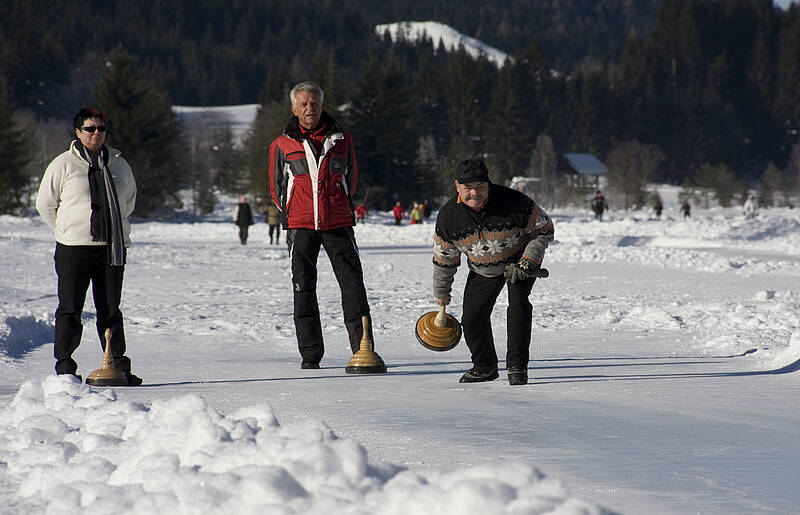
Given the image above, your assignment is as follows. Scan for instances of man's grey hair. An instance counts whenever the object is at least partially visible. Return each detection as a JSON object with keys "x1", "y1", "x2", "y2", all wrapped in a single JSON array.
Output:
[{"x1": 290, "y1": 81, "x2": 324, "y2": 106}]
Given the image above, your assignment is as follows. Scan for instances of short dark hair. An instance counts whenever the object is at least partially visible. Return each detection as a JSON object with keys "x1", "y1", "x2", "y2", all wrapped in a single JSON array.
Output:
[{"x1": 73, "y1": 108, "x2": 108, "y2": 130}]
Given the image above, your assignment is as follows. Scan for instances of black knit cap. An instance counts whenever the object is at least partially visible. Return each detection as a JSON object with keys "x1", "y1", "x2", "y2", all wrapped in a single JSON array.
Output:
[{"x1": 454, "y1": 158, "x2": 490, "y2": 183}]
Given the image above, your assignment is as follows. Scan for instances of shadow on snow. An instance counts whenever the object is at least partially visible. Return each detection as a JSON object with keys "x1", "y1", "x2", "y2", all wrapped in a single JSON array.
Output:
[{"x1": 139, "y1": 349, "x2": 800, "y2": 388}]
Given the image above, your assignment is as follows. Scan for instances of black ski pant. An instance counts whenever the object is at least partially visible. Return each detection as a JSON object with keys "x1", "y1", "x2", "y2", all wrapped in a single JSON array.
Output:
[
  {"x1": 269, "y1": 223, "x2": 280, "y2": 244},
  {"x1": 461, "y1": 270, "x2": 535, "y2": 371},
  {"x1": 238, "y1": 225, "x2": 249, "y2": 244},
  {"x1": 53, "y1": 243, "x2": 130, "y2": 375},
  {"x1": 287, "y1": 227, "x2": 370, "y2": 363}
]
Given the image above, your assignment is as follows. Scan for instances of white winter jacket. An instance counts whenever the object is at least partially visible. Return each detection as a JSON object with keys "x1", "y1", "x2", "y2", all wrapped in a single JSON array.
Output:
[{"x1": 36, "y1": 141, "x2": 137, "y2": 247}]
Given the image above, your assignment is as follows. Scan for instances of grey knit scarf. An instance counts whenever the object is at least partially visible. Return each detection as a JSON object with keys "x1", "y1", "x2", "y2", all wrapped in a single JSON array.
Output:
[{"x1": 81, "y1": 143, "x2": 125, "y2": 266}]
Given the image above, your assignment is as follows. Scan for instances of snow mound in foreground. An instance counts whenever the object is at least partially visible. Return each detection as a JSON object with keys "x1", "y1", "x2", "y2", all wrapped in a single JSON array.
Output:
[{"x1": 0, "y1": 376, "x2": 609, "y2": 514}]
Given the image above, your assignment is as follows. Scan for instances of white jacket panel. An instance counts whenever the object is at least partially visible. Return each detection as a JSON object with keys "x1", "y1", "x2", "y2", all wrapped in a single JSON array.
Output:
[{"x1": 36, "y1": 141, "x2": 137, "y2": 246}]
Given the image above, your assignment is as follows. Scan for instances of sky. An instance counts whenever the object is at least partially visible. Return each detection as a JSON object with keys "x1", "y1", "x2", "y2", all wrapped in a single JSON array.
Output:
[
  {"x1": 2, "y1": 182, "x2": 799, "y2": 514},
  {"x1": 775, "y1": 0, "x2": 797, "y2": 9}
]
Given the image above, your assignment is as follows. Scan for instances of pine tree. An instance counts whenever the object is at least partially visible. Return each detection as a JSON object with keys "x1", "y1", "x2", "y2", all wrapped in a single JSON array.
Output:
[
  {"x1": 756, "y1": 163, "x2": 783, "y2": 208},
  {"x1": 311, "y1": 48, "x2": 341, "y2": 117},
  {"x1": 692, "y1": 163, "x2": 742, "y2": 208},
  {"x1": 606, "y1": 140, "x2": 665, "y2": 209},
  {"x1": 242, "y1": 98, "x2": 288, "y2": 208},
  {"x1": 93, "y1": 50, "x2": 181, "y2": 217},
  {"x1": 347, "y1": 50, "x2": 419, "y2": 209},
  {"x1": 775, "y1": 6, "x2": 800, "y2": 158},
  {"x1": 567, "y1": 70, "x2": 615, "y2": 156},
  {"x1": 180, "y1": 114, "x2": 242, "y2": 214},
  {"x1": 526, "y1": 133, "x2": 558, "y2": 209},
  {"x1": 0, "y1": 74, "x2": 32, "y2": 214},
  {"x1": 741, "y1": 3, "x2": 781, "y2": 171},
  {"x1": 615, "y1": 30, "x2": 651, "y2": 141},
  {"x1": 485, "y1": 40, "x2": 553, "y2": 184}
]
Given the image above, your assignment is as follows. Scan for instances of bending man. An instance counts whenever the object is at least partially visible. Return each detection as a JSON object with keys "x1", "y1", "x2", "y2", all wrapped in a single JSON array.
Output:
[{"x1": 433, "y1": 158, "x2": 554, "y2": 385}]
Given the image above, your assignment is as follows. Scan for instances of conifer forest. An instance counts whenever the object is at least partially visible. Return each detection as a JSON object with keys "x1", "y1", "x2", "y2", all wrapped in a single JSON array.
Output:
[{"x1": 1, "y1": 0, "x2": 799, "y2": 215}]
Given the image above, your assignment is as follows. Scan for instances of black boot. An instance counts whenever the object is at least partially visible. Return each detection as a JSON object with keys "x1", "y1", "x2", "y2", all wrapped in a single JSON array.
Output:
[
  {"x1": 459, "y1": 367, "x2": 499, "y2": 383},
  {"x1": 507, "y1": 365, "x2": 528, "y2": 385}
]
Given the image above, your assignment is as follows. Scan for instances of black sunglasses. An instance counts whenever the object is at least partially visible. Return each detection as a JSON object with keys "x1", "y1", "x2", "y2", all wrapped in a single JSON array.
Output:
[{"x1": 79, "y1": 125, "x2": 107, "y2": 133}]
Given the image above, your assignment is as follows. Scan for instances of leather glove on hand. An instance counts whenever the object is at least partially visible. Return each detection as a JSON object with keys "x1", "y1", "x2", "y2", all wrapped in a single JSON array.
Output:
[{"x1": 504, "y1": 258, "x2": 540, "y2": 284}]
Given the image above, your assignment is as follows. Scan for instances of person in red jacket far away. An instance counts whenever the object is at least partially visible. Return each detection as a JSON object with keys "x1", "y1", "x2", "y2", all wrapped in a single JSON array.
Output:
[
  {"x1": 355, "y1": 203, "x2": 368, "y2": 223},
  {"x1": 267, "y1": 81, "x2": 375, "y2": 370},
  {"x1": 393, "y1": 201, "x2": 405, "y2": 225}
]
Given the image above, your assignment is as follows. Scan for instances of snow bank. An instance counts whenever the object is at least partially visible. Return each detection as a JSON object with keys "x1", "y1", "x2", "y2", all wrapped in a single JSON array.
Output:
[
  {"x1": 0, "y1": 314, "x2": 52, "y2": 361},
  {"x1": 0, "y1": 376, "x2": 607, "y2": 514}
]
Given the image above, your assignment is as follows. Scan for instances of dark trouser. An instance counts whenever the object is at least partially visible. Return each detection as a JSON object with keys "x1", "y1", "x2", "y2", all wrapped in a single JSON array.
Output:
[
  {"x1": 238, "y1": 225, "x2": 249, "y2": 244},
  {"x1": 53, "y1": 243, "x2": 130, "y2": 375},
  {"x1": 287, "y1": 227, "x2": 370, "y2": 363},
  {"x1": 461, "y1": 270, "x2": 535, "y2": 371},
  {"x1": 269, "y1": 224, "x2": 280, "y2": 244}
]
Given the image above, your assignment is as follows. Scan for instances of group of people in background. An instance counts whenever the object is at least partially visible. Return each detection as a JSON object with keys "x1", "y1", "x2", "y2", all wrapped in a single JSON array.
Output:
[
  {"x1": 233, "y1": 196, "x2": 282, "y2": 245},
  {"x1": 592, "y1": 190, "x2": 761, "y2": 221},
  {"x1": 392, "y1": 200, "x2": 429, "y2": 225},
  {"x1": 238, "y1": 194, "x2": 428, "y2": 241}
]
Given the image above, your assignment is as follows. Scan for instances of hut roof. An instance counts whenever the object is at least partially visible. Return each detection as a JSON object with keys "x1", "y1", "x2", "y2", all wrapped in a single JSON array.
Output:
[{"x1": 564, "y1": 153, "x2": 607, "y2": 176}]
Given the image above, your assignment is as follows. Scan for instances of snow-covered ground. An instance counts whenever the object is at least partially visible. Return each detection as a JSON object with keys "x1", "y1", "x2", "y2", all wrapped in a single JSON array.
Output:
[{"x1": 2, "y1": 192, "x2": 799, "y2": 514}]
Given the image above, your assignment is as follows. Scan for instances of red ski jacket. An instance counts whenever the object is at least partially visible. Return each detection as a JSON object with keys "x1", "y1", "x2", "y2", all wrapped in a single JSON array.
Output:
[{"x1": 268, "y1": 112, "x2": 358, "y2": 231}]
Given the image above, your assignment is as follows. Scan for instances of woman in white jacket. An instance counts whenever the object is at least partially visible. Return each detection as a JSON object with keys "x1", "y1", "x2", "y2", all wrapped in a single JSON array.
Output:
[{"x1": 36, "y1": 107, "x2": 141, "y2": 385}]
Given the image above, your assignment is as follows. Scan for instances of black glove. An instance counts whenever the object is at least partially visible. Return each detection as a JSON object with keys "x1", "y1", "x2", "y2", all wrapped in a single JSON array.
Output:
[{"x1": 504, "y1": 258, "x2": 540, "y2": 284}]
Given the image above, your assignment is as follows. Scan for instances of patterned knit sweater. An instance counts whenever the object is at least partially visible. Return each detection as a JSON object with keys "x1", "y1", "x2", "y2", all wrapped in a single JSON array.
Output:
[{"x1": 432, "y1": 184, "x2": 554, "y2": 298}]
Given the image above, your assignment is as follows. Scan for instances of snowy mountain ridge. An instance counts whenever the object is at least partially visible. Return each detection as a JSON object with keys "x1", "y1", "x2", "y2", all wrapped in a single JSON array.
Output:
[{"x1": 375, "y1": 21, "x2": 509, "y2": 67}]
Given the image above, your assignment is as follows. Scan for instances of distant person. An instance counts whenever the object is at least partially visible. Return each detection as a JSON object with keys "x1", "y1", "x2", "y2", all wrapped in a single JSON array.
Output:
[
  {"x1": 392, "y1": 201, "x2": 405, "y2": 225},
  {"x1": 268, "y1": 81, "x2": 374, "y2": 369},
  {"x1": 265, "y1": 203, "x2": 281, "y2": 244},
  {"x1": 234, "y1": 195, "x2": 254, "y2": 244},
  {"x1": 743, "y1": 193, "x2": 758, "y2": 219},
  {"x1": 433, "y1": 158, "x2": 554, "y2": 385},
  {"x1": 591, "y1": 190, "x2": 608, "y2": 221},
  {"x1": 653, "y1": 196, "x2": 663, "y2": 219},
  {"x1": 681, "y1": 201, "x2": 691, "y2": 218},
  {"x1": 422, "y1": 200, "x2": 432, "y2": 219},
  {"x1": 35, "y1": 107, "x2": 141, "y2": 386},
  {"x1": 409, "y1": 202, "x2": 424, "y2": 225},
  {"x1": 355, "y1": 203, "x2": 368, "y2": 224}
]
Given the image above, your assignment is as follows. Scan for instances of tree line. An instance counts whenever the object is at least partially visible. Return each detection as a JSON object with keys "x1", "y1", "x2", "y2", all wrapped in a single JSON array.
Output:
[{"x1": 1, "y1": 0, "x2": 799, "y2": 216}]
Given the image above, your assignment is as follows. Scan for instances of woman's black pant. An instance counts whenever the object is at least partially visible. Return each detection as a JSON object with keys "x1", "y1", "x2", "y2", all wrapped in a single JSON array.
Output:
[
  {"x1": 269, "y1": 223, "x2": 280, "y2": 243},
  {"x1": 461, "y1": 270, "x2": 535, "y2": 371},
  {"x1": 287, "y1": 227, "x2": 370, "y2": 363},
  {"x1": 53, "y1": 243, "x2": 130, "y2": 375},
  {"x1": 238, "y1": 225, "x2": 250, "y2": 244}
]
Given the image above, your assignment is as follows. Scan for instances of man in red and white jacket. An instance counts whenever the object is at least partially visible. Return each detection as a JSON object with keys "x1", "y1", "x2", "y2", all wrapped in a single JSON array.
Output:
[{"x1": 268, "y1": 81, "x2": 373, "y2": 369}]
